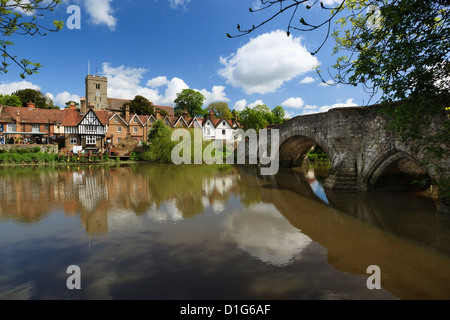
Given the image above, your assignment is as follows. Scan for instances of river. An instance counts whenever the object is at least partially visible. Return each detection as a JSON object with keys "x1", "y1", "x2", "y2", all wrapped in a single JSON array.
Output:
[{"x1": 0, "y1": 163, "x2": 449, "y2": 300}]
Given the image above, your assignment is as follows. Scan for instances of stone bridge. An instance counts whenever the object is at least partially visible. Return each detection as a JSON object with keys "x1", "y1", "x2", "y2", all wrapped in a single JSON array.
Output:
[{"x1": 256, "y1": 105, "x2": 449, "y2": 211}]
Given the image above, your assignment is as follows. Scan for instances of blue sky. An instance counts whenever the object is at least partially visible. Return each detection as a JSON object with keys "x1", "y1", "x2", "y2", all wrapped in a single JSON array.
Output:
[{"x1": 0, "y1": 0, "x2": 377, "y2": 118}]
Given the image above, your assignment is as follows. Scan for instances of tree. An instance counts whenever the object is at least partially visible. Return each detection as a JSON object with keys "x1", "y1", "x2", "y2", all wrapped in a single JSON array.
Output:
[
  {"x1": 122, "y1": 95, "x2": 154, "y2": 116},
  {"x1": 230, "y1": 0, "x2": 450, "y2": 207},
  {"x1": 238, "y1": 106, "x2": 268, "y2": 133},
  {"x1": 272, "y1": 106, "x2": 286, "y2": 124},
  {"x1": 0, "y1": 94, "x2": 22, "y2": 107},
  {"x1": 148, "y1": 119, "x2": 174, "y2": 163},
  {"x1": 174, "y1": 89, "x2": 205, "y2": 117},
  {"x1": 206, "y1": 102, "x2": 234, "y2": 120},
  {"x1": 12, "y1": 88, "x2": 56, "y2": 109},
  {"x1": 0, "y1": 1, "x2": 64, "y2": 78}
]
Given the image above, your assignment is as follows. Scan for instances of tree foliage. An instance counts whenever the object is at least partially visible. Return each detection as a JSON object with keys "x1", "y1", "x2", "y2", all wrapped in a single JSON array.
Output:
[
  {"x1": 12, "y1": 88, "x2": 56, "y2": 109},
  {"x1": 0, "y1": 94, "x2": 21, "y2": 107},
  {"x1": 147, "y1": 119, "x2": 174, "y2": 163},
  {"x1": 122, "y1": 95, "x2": 154, "y2": 116},
  {"x1": 174, "y1": 89, "x2": 205, "y2": 117},
  {"x1": 0, "y1": 0, "x2": 64, "y2": 78},
  {"x1": 206, "y1": 102, "x2": 234, "y2": 120},
  {"x1": 239, "y1": 105, "x2": 269, "y2": 133},
  {"x1": 238, "y1": 104, "x2": 287, "y2": 132},
  {"x1": 272, "y1": 105, "x2": 286, "y2": 124}
]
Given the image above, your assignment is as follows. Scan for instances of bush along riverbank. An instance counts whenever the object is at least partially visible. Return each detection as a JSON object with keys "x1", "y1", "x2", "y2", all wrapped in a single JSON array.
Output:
[{"x1": 0, "y1": 146, "x2": 117, "y2": 165}]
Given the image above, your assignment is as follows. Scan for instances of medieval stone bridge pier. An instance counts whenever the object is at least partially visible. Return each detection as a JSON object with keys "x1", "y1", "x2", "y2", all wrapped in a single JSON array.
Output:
[{"x1": 261, "y1": 105, "x2": 449, "y2": 210}]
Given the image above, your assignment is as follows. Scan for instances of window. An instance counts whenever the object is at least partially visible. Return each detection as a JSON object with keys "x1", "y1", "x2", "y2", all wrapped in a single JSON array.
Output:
[
  {"x1": 150, "y1": 119, "x2": 154, "y2": 124},
  {"x1": 7, "y1": 123, "x2": 16, "y2": 132},
  {"x1": 117, "y1": 127, "x2": 122, "y2": 133},
  {"x1": 206, "y1": 129, "x2": 211, "y2": 136},
  {"x1": 223, "y1": 121, "x2": 226, "y2": 126},
  {"x1": 44, "y1": 125, "x2": 49, "y2": 131},
  {"x1": 96, "y1": 84, "x2": 101, "y2": 90},
  {"x1": 165, "y1": 120, "x2": 169, "y2": 125},
  {"x1": 86, "y1": 126, "x2": 95, "y2": 133},
  {"x1": 32, "y1": 124, "x2": 40, "y2": 133},
  {"x1": 134, "y1": 118, "x2": 138, "y2": 124},
  {"x1": 70, "y1": 137, "x2": 78, "y2": 145},
  {"x1": 133, "y1": 127, "x2": 138, "y2": 134},
  {"x1": 114, "y1": 117, "x2": 118, "y2": 123},
  {"x1": 86, "y1": 136, "x2": 96, "y2": 145},
  {"x1": 222, "y1": 130, "x2": 226, "y2": 135}
]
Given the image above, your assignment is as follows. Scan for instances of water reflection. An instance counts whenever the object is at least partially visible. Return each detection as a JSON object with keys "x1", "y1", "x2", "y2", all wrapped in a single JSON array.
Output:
[
  {"x1": 222, "y1": 203, "x2": 312, "y2": 267},
  {"x1": 0, "y1": 164, "x2": 450, "y2": 299}
]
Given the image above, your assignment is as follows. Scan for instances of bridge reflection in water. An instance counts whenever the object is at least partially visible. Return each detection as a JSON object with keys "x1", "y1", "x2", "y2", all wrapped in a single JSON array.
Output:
[
  {"x1": 0, "y1": 164, "x2": 449, "y2": 299},
  {"x1": 242, "y1": 165, "x2": 450, "y2": 300}
]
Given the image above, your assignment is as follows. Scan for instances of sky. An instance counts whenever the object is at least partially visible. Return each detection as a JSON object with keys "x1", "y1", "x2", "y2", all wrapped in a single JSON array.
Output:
[{"x1": 0, "y1": 0, "x2": 378, "y2": 118}]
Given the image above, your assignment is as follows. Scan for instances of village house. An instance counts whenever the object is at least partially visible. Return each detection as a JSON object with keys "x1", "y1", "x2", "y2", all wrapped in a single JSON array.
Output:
[
  {"x1": 0, "y1": 73, "x2": 243, "y2": 152},
  {"x1": 0, "y1": 101, "x2": 64, "y2": 145},
  {"x1": 202, "y1": 110, "x2": 239, "y2": 141}
]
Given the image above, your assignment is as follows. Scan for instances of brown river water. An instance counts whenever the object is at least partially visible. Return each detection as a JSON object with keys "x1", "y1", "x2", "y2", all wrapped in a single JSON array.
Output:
[{"x1": 0, "y1": 163, "x2": 449, "y2": 300}]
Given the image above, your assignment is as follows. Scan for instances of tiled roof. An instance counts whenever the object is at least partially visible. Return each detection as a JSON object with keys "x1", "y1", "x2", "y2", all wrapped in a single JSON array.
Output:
[
  {"x1": 108, "y1": 98, "x2": 175, "y2": 117},
  {"x1": 154, "y1": 105, "x2": 175, "y2": 116},
  {"x1": 107, "y1": 98, "x2": 130, "y2": 112},
  {"x1": 62, "y1": 108, "x2": 83, "y2": 127},
  {"x1": 1, "y1": 106, "x2": 64, "y2": 124}
]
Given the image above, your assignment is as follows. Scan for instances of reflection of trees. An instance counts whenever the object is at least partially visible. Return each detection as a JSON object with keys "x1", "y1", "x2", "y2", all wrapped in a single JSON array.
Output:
[{"x1": 0, "y1": 164, "x2": 241, "y2": 233}]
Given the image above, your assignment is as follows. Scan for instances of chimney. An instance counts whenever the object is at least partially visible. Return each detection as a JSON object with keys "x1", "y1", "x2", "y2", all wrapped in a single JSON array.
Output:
[
  {"x1": 125, "y1": 105, "x2": 130, "y2": 122},
  {"x1": 80, "y1": 97, "x2": 87, "y2": 114},
  {"x1": 156, "y1": 108, "x2": 161, "y2": 120},
  {"x1": 88, "y1": 102, "x2": 94, "y2": 110},
  {"x1": 16, "y1": 110, "x2": 20, "y2": 130},
  {"x1": 209, "y1": 110, "x2": 215, "y2": 120},
  {"x1": 27, "y1": 101, "x2": 35, "y2": 109},
  {"x1": 70, "y1": 101, "x2": 76, "y2": 110},
  {"x1": 183, "y1": 109, "x2": 189, "y2": 119}
]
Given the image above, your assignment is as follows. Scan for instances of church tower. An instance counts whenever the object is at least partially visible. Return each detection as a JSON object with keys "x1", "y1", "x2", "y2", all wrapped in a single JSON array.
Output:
[{"x1": 85, "y1": 74, "x2": 108, "y2": 111}]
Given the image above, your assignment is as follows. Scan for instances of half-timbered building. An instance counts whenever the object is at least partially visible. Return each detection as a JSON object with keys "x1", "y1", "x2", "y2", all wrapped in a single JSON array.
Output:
[{"x1": 63, "y1": 108, "x2": 109, "y2": 153}]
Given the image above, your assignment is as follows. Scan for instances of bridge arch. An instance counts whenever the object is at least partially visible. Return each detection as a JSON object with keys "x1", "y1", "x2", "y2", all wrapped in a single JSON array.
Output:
[
  {"x1": 363, "y1": 149, "x2": 433, "y2": 192},
  {"x1": 278, "y1": 134, "x2": 334, "y2": 168}
]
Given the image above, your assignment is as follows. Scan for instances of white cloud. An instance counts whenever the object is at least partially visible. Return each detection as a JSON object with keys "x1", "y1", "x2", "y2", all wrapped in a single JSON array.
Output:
[
  {"x1": 0, "y1": 81, "x2": 40, "y2": 94},
  {"x1": 281, "y1": 97, "x2": 305, "y2": 109},
  {"x1": 102, "y1": 63, "x2": 160, "y2": 102},
  {"x1": 199, "y1": 86, "x2": 229, "y2": 106},
  {"x1": 83, "y1": 0, "x2": 117, "y2": 30},
  {"x1": 234, "y1": 99, "x2": 247, "y2": 112},
  {"x1": 168, "y1": 0, "x2": 191, "y2": 9},
  {"x1": 248, "y1": 100, "x2": 265, "y2": 109},
  {"x1": 53, "y1": 92, "x2": 81, "y2": 107},
  {"x1": 301, "y1": 98, "x2": 358, "y2": 115},
  {"x1": 147, "y1": 76, "x2": 169, "y2": 88},
  {"x1": 218, "y1": 30, "x2": 319, "y2": 95},
  {"x1": 300, "y1": 76, "x2": 316, "y2": 84},
  {"x1": 101, "y1": 63, "x2": 228, "y2": 107},
  {"x1": 161, "y1": 77, "x2": 189, "y2": 105}
]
